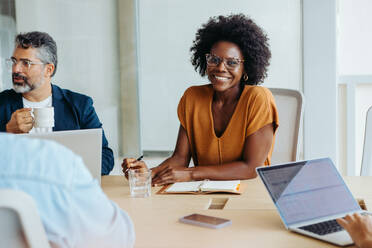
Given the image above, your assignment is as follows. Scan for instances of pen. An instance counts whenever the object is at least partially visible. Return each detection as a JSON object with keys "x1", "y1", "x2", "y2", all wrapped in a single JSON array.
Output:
[{"x1": 124, "y1": 155, "x2": 144, "y2": 173}]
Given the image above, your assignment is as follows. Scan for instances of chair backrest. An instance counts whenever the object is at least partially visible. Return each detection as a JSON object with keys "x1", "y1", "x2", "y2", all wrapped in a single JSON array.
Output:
[
  {"x1": 0, "y1": 189, "x2": 50, "y2": 248},
  {"x1": 269, "y1": 88, "x2": 304, "y2": 164},
  {"x1": 361, "y1": 106, "x2": 372, "y2": 176}
]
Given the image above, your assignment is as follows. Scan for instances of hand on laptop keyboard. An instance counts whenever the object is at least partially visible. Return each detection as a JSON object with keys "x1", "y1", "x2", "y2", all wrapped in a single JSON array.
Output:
[{"x1": 337, "y1": 213, "x2": 372, "y2": 248}]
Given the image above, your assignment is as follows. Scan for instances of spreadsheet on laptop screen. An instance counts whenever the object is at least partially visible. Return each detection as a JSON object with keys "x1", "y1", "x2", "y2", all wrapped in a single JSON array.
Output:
[{"x1": 259, "y1": 158, "x2": 360, "y2": 226}]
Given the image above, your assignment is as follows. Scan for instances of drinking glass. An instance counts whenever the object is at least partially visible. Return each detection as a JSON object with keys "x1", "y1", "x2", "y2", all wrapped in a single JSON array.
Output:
[{"x1": 128, "y1": 169, "x2": 151, "y2": 198}]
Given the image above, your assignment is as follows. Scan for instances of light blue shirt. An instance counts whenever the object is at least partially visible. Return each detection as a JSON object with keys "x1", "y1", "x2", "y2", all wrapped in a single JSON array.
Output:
[{"x1": 0, "y1": 134, "x2": 135, "y2": 248}]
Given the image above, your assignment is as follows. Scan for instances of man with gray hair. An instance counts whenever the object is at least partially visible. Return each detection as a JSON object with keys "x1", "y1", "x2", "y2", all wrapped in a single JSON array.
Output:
[{"x1": 0, "y1": 31, "x2": 114, "y2": 175}]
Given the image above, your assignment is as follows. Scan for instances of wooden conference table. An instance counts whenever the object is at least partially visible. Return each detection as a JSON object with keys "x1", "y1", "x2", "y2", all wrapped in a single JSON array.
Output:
[{"x1": 102, "y1": 176, "x2": 372, "y2": 248}]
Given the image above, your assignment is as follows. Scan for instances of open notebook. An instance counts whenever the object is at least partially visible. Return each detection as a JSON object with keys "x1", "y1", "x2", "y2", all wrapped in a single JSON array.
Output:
[{"x1": 157, "y1": 180, "x2": 242, "y2": 194}]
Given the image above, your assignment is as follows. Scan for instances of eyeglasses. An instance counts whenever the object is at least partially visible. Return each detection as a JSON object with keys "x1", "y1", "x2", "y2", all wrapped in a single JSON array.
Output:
[
  {"x1": 205, "y1": 54, "x2": 244, "y2": 70},
  {"x1": 5, "y1": 57, "x2": 45, "y2": 71}
]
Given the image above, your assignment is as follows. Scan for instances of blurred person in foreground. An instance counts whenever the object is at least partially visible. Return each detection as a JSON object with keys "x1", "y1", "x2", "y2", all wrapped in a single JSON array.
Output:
[{"x1": 0, "y1": 133, "x2": 135, "y2": 248}]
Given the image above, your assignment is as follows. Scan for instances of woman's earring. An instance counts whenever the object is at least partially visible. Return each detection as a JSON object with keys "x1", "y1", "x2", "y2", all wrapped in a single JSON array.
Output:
[{"x1": 243, "y1": 73, "x2": 248, "y2": 81}]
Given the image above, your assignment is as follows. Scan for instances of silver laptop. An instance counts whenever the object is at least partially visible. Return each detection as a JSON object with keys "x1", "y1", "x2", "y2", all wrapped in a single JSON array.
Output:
[
  {"x1": 21, "y1": 129, "x2": 102, "y2": 184},
  {"x1": 256, "y1": 158, "x2": 365, "y2": 246}
]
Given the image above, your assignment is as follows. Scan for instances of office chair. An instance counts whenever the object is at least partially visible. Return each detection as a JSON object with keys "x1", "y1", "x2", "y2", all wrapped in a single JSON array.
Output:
[
  {"x1": 269, "y1": 88, "x2": 304, "y2": 164},
  {"x1": 0, "y1": 189, "x2": 50, "y2": 248},
  {"x1": 361, "y1": 106, "x2": 372, "y2": 176}
]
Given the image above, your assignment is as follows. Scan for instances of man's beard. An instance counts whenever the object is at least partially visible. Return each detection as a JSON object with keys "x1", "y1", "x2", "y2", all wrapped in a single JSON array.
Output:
[{"x1": 12, "y1": 73, "x2": 42, "y2": 93}]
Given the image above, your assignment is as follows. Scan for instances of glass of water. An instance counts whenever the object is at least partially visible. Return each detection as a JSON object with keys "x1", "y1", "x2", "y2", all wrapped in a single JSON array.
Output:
[{"x1": 128, "y1": 169, "x2": 152, "y2": 197}]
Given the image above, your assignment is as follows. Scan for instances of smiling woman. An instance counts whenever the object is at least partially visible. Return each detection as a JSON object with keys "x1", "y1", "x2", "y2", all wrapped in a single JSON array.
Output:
[{"x1": 123, "y1": 14, "x2": 279, "y2": 185}]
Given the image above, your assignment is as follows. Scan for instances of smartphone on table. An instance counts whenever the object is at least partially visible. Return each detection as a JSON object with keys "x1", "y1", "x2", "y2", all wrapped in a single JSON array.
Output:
[{"x1": 179, "y1": 213, "x2": 232, "y2": 229}]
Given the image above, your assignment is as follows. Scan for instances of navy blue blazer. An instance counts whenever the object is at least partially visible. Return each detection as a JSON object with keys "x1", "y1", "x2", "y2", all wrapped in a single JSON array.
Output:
[{"x1": 0, "y1": 84, "x2": 114, "y2": 175}]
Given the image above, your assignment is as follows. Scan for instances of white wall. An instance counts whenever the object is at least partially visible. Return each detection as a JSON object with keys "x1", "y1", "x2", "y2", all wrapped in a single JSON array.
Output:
[
  {"x1": 339, "y1": 0, "x2": 372, "y2": 75},
  {"x1": 14, "y1": 0, "x2": 121, "y2": 157},
  {"x1": 138, "y1": 0, "x2": 303, "y2": 151},
  {"x1": 0, "y1": 2, "x2": 16, "y2": 92}
]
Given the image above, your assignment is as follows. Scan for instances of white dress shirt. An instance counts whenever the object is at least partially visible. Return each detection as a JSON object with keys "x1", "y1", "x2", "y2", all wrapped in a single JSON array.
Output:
[{"x1": 0, "y1": 134, "x2": 135, "y2": 248}]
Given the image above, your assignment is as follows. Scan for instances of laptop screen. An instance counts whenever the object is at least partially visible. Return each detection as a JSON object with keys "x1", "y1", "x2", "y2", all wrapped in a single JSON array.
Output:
[{"x1": 257, "y1": 158, "x2": 360, "y2": 226}]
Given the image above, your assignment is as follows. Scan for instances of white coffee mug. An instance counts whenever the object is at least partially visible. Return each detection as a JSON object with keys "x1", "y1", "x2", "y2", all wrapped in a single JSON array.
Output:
[{"x1": 33, "y1": 107, "x2": 55, "y2": 128}]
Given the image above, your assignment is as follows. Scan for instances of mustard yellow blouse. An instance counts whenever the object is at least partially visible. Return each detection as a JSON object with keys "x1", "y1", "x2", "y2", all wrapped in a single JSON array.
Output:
[{"x1": 177, "y1": 84, "x2": 279, "y2": 166}]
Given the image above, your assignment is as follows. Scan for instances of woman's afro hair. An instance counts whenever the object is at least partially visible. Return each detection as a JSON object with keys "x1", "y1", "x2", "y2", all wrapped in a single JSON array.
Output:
[{"x1": 190, "y1": 14, "x2": 271, "y2": 85}]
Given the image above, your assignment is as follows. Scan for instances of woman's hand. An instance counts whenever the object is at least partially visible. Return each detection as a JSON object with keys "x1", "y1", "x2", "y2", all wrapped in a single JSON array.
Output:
[
  {"x1": 152, "y1": 164, "x2": 193, "y2": 186},
  {"x1": 337, "y1": 213, "x2": 372, "y2": 248},
  {"x1": 122, "y1": 158, "x2": 148, "y2": 179}
]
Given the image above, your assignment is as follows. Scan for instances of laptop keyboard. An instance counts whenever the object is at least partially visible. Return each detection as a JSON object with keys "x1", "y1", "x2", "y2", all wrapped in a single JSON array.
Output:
[{"x1": 299, "y1": 219, "x2": 344, "y2": 236}]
